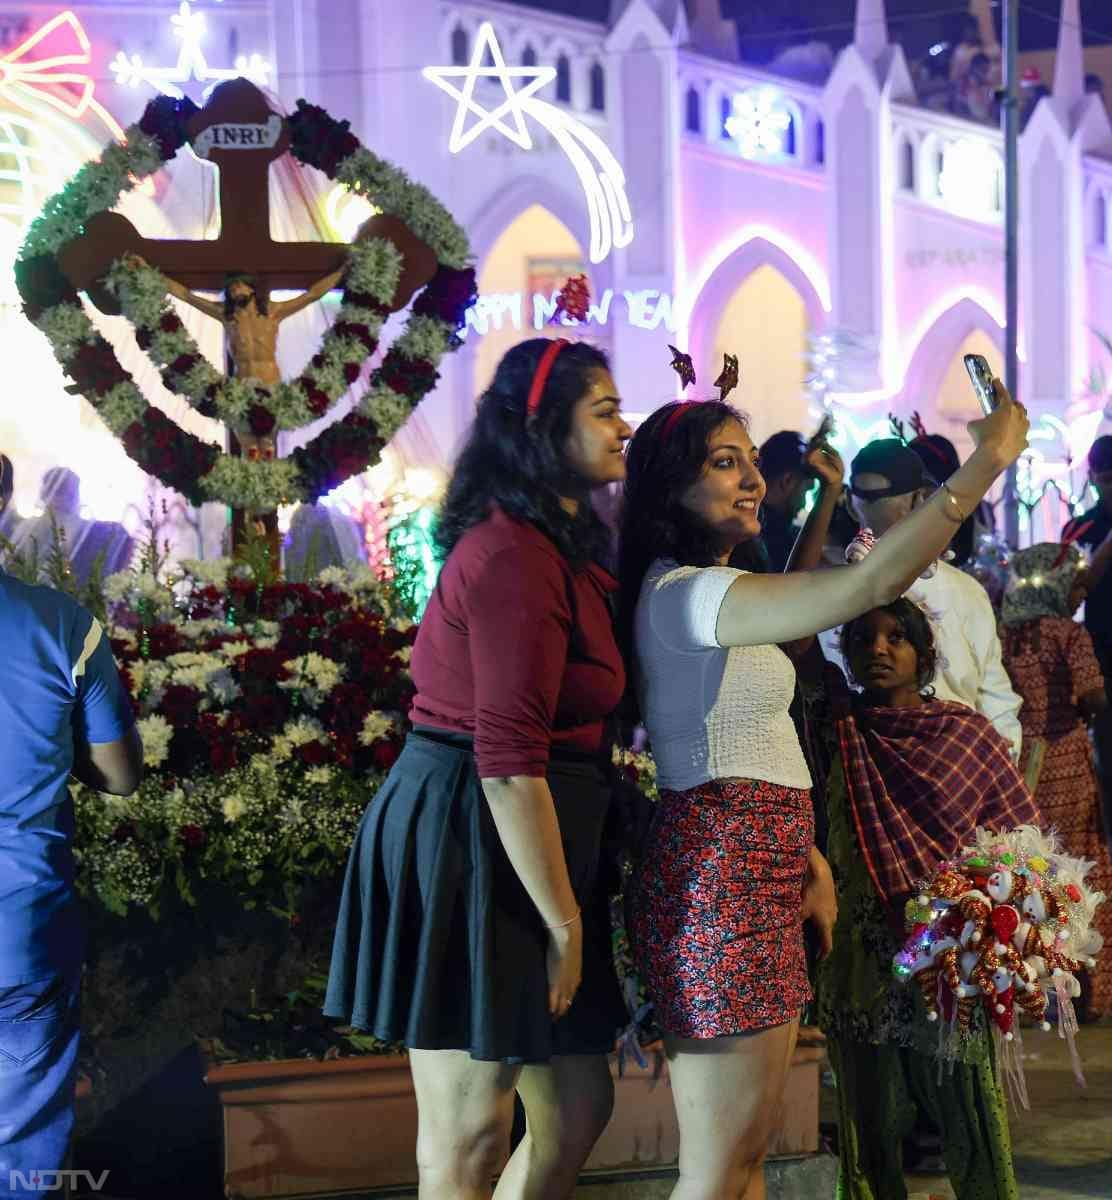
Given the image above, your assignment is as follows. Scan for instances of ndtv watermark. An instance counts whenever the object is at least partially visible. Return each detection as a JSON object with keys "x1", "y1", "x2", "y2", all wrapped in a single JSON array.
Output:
[{"x1": 8, "y1": 1170, "x2": 109, "y2": 1192}]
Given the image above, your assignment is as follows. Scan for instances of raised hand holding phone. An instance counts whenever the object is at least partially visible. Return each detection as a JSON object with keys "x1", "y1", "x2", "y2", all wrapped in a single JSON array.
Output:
[{"x1": 964, "y1": 353, "x2": 998, "y2": 416}]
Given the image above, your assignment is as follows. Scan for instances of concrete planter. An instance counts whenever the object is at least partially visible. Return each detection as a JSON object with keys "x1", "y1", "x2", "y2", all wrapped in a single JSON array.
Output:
[
  {"x1": 204, "y1": 1029, "x2": 826, "y2": 1198},
  {"x1": 584, "y1": 1027, "x2": 826, "y2": 1172},
  {"x1": 203, "y1": 1053, "x2": 417, "y2": 1198}
]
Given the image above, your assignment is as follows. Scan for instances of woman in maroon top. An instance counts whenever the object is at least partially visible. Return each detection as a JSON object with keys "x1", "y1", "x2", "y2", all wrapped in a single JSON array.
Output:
[{"x1": 325, "y1": 338, "x2": 632, "y2": 1199}]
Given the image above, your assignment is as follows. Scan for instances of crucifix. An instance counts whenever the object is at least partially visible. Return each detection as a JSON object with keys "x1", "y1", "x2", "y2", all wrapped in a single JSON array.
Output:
[{"x1": 58, "y1": 78, "x2": 437, "y2": 558}]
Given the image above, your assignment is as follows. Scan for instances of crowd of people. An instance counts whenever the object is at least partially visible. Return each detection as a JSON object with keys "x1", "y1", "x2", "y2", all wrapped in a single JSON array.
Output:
[{"x1": 2, "y1": 338, "x2": 1111, "y2": 1199}]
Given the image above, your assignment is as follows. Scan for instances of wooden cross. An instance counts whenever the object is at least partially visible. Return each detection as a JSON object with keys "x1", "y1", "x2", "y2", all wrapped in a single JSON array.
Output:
[{"x1": 58, "y1": 78, "x2": 438, "y2": 562}]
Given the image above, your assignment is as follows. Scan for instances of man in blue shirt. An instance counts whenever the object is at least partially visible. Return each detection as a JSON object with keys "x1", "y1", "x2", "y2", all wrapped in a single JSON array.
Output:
[{"x1": 0, "y1": 488, "x2": 142, "y2": 1192}]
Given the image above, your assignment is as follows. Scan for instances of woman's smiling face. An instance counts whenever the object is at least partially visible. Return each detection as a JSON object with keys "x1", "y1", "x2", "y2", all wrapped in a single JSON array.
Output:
[{"x1": 678, "y1": 417, "x2": 766, "y2": 555}]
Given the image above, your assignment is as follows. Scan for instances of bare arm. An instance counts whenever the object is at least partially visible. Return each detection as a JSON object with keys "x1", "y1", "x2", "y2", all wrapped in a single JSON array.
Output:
[
  {"x1": 481, "y1": 775, "x2": 582, "y2": 1015},
  {"x1": 717, "y1": 384, "x2": 1028, "y2": 647},
  {"x1": 72, "y1": 724, "x2": 143, "y2": 796},
  {"x1": 164, "y1": 276, "x2": 223, "y2": 321},
  {"x1": 272, "y1": 264, "x2": 347, "y2": 319},
  {"x1": 784, "y1": 445, "x2": 845, "y2": 575}
]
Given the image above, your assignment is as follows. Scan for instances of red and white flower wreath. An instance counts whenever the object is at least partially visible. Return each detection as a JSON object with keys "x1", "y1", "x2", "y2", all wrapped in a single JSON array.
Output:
[{"x1": 17, "y1": 96, "x2": 476, "y2": 510}]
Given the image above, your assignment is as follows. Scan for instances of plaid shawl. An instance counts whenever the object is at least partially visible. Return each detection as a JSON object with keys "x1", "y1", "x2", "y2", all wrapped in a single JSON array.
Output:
[{"x1": 830, "y1": 670, "x2": 1039, "y2": 903}]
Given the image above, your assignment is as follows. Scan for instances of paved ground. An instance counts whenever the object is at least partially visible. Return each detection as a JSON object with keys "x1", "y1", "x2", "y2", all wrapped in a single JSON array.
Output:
[
  {"x1": 905, "y1": 1023, "x2": 1112, "y2": 1200},
  {"x1": 574, "y1": 1025, "x2": 1112, "y2": 1200}
]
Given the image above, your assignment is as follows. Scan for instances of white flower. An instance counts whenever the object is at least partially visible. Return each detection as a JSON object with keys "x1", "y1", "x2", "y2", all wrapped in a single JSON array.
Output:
[
  {"x1": 359, "y1": 710, "x2": 399, "y2": 746},
  {"x1": 305, "y1": 765, "x2": 334, "y2": 786},
  {"x1": 196, "y1": 457, "x2": 306, "y2": 511},
  {"x1": 219, "y1": 640, "x2": 251, "y2": 660},
  {"x1": 180, "y1": 558, "x2": 233, "y2": 589},
  {"x1": 222, "y1": 795, "x2": 248, "y2": 823},
  {"x1": 316, "y1": 566, "x2": 349, "y2": 589},
  {"x1": 280, "y1": 652, "x2": 344, "y2": 697},
  {"x1": 393, "y1": 645, "x2": 412, "y2": 666},
  {"x1": 361, "y1": 385, "x2": 411, "y2": 438},
  {"x1": 137, "y1": 714, "x2": 173, "y2": 767},
  {"x1": 98, "y1": 382, "x2": 148, "y2": 433}
]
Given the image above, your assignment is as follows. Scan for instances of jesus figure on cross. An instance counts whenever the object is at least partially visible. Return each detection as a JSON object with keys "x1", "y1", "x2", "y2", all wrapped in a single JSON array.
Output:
[{"x1": 127, "y1": 256, "x2": 346, "y2": 389}]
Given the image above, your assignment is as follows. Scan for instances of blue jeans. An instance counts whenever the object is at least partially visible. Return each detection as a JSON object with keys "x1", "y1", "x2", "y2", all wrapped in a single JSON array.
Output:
[{"x1": 0, "y1": 972, "x2": 80, "y2": 1199}]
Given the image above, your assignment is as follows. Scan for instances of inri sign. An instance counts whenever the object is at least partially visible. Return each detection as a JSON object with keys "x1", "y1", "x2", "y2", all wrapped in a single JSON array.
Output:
[{"x1": 423, "y1": 22, "x2": 634, "y2": 263}]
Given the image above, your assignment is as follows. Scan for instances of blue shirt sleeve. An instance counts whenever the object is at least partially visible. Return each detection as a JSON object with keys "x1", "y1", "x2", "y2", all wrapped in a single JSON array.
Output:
[{"x1": 70, "y1": 614, "x2": 135, "y2": 745}]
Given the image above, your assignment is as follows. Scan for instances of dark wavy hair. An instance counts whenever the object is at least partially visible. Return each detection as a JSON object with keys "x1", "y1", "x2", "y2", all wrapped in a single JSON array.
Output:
[
  {"x1": 616, "y1": 400, "x2": 746, "y2": 662},
  {"x1": 840, "y1": 597, "x2": 938, "y2": 696},
  {"x1": 435, "y1": 338, "x2": 612, "y2": 566}
]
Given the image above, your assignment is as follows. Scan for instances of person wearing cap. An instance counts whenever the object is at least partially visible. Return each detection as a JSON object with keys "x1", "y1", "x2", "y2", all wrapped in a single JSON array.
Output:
[
  {"x1": 1063, "y1": 435, "x2": 1112, "y2": 850},
  {"x1": 908, "y1": 431, "x2": 995, "y2": 568},
  {"x1": 823, "y1": 438, "x2": 1022, "y2": 759}
]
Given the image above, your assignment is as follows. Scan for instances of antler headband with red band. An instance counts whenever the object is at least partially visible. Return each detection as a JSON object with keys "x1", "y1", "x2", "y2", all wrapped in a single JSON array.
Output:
[{"x1": 525, "y1": 339, "x2": 568, "y2": 419}]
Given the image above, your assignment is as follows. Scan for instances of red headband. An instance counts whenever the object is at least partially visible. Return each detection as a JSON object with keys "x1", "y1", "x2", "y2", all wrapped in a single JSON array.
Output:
[
  {"x1": 657, "y1": 401, "x2": 701, "y2": 441},
  {"x1": 526, "y1": 339, "x2": 568, "y2": 419}
]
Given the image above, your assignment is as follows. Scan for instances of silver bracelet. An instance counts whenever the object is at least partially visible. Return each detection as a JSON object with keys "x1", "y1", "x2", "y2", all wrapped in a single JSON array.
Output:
[
  {"x1": 937, "y1": 482, "x2": 966, "y2": 525},
  {"x1": 546, "y1": 908, "x2": 581, "y2": 930}
]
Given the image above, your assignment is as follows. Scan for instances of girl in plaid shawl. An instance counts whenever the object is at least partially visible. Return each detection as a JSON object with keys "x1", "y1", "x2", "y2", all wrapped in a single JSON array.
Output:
[{"x1": 815, "y1": 597, "x2": 1039, "y2": 1200}]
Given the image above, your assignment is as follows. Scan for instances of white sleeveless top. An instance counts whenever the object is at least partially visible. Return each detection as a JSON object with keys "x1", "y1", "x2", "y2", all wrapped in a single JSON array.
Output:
[{"x1": 634, "y1": 560, "x2": 812, "y2": 792}]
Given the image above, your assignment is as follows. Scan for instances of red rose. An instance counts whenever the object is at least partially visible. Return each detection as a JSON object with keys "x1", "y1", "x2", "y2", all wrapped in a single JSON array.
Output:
[
  {"x1": 179, "y1": 823, "x2": 206, "y2": 849},
  {"x1": 247, "y1": 404, "x2": 276, "y2": 437},
  {"x1": 296, "y1": 740, "x2": 332, "y2": 767},
  {"x1": 136, "y1": 328, "x2": 154, "y2": 351},
  {"x1": 160, "y1": 312, "x2": 182, "y2": 333},
  {"x1": 160, "y1": 684, "x2": 203, "y2": 726},
  {"x1": 343, "y1": 362, "x2": 361, "y2": 384},
  {"x1": 372, "y1": 740, "x2": 401, "y2": 771},
  {"x1": 170, "y1": 353, "x2": 197, "y2": 376},
  {"x1": 209, "y1": 741, "x2": 238, "y2": 773},
  {"x1": 113, "y1": 821, "x2": 137, "y2": 843},
  {"x1": 304, "y1": 385, "x2": 329, "y2": 416}
]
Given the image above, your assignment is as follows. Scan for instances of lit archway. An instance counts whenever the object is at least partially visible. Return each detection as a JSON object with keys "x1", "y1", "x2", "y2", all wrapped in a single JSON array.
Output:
[
  {"x1": 473, "y1": 204, "x2": 589, "y2": 398},
  {"x1": 710, "y1": 264, "x2": 810, "y2": 445},
  {"x1": 900, "y1": 297, "x2": 1005, "y2": 460}
]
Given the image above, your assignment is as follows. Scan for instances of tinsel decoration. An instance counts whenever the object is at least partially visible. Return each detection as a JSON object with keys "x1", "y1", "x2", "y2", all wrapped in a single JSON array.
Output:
[{"x1": 553, "y1": 274, "x2": 591, "y2": 323}]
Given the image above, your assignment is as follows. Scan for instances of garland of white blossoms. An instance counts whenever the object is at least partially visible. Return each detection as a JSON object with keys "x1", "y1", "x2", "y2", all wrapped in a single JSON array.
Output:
[
  {"x1": 101, "y1": 240, "x2": 403, "y2": 433},
  {"x1": 19, "y1": 97, "x2": 473, "y2": 510}
]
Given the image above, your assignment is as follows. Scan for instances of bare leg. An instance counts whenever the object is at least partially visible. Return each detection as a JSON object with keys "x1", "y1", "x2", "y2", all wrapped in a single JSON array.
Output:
[
  {"x1": 409, "y1": 1048, "x2": 521, "y2": 1200},
  {"x1": 494, "y1": 1053, "x2": 614, "y2": 1200},
  {"x1": 665, "y1": 1018, "x2": 801, "y2": 1200}
]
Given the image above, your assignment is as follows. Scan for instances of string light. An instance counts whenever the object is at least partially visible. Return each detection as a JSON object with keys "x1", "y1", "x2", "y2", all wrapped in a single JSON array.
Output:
[{"x1": 111, "y1": 1, "x2": 271, "y2": 99}]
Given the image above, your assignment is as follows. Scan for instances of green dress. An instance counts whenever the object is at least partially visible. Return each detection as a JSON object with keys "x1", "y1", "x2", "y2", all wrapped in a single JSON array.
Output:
[{"x1": 816, "y1": 754, "x2": 1019, "y2": 1200}]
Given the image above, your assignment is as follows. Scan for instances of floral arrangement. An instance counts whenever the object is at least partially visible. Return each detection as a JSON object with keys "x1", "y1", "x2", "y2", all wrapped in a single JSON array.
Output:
[
  {"x1": 74, "y1": 556, "x2": 416, "y2": 920},
  {"x1": 893, "y1": 825, "x2": 1103, "y2": 1091},
  {"x1": 17, "y1": 95, "x2": 477, "y2": 510}
]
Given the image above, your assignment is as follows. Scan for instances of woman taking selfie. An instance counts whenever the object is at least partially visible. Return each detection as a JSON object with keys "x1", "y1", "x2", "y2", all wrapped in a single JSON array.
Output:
[
  {"x1": 617, "y1": 378, "x2": 1028, "y2": 1200},
  {"x1": 326, "y1": 337, "x2": 632, "y2": 1200}
]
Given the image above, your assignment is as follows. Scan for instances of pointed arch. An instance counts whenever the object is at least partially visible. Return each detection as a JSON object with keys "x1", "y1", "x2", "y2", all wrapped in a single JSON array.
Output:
[
  {"x1": 899, "y1": 294, "x2": 1006, "y2": 412},
  {"x1": 683, "y1": 231, "x2": 830, "y2": 380}
]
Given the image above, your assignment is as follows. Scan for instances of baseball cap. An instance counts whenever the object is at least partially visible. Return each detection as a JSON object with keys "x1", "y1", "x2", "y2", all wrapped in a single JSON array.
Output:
[{"x1": 850, "y1": 439, "x2": 932, "y2": 500}]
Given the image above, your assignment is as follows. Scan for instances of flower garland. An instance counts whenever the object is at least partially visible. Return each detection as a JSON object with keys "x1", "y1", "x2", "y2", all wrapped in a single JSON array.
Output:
[{"x1": 17, "y1": 96, "x2": 476, "y2": 509}]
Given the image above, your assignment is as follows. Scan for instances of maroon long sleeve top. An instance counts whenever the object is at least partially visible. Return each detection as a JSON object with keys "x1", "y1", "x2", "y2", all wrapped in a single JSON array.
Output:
[{"x1": 409, "y1": 508, "x2": 625, "y2": 778}]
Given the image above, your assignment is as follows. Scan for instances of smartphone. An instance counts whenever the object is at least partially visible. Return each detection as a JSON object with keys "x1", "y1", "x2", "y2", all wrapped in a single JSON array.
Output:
[{"x1": 963, "y1": 354, "x2": 997, "y2": 415}]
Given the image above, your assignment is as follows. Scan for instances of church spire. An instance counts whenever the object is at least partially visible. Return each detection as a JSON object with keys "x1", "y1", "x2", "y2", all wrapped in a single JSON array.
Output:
[
  {"x1": 1053, "y1": 0, "x2": 1085, "y2": 117},
  {"x1": 854, "y1": 0, "x2": 889, "y2": 62}
]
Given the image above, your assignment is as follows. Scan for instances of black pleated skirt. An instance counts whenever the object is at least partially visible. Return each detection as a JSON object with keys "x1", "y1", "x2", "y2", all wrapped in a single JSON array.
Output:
[{"x1": 323, "y1": 729, "x2": 626, "y2": 1062}]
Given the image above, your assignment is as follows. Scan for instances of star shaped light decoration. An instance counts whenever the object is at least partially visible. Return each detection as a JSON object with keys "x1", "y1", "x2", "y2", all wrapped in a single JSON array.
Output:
[
  {"x1": 422, "y1": 22, "x2": 555, "y2": 152},
  {"x1": 422, "y1": 22, "x2": 633, "y2": 263},
  {"x1": 111, "y1": 1, "x2": 270, "y2": 100}
]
